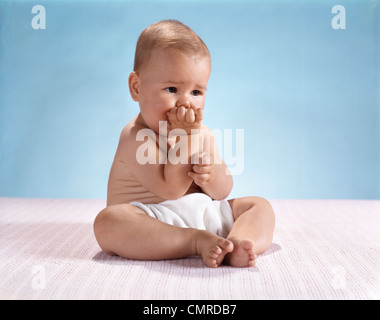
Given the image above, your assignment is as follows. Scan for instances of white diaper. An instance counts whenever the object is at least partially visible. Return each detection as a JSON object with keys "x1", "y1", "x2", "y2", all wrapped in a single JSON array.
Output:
[{"x1": 130, "y1": 193, "x2": 234, "y2": 238}]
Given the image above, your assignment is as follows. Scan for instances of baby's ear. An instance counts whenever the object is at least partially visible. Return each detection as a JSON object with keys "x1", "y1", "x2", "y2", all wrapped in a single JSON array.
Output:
[{"x1": 128, "y1": 71, "x2": 140, "y2": 102}]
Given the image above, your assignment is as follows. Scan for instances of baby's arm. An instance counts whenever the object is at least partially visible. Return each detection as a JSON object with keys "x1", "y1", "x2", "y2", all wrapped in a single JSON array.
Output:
[
  {"x1": 169, "y1": 106, "x2": 233, "y2": 200},
  {"x1": 189, "y1": 127, "x2": 233, "y2": 200},
  {"x1": 119, "y1": 110, "x2": 203, "y2": 200},
  {"x1": 123, "y1": 133, "x2": 193, "y2": 200}
]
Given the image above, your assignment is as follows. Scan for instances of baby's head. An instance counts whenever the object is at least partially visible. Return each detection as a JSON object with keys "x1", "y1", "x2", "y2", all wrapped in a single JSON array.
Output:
[
  {"x1": 133, "y1": 19, "x2": 210, "y2": 73},
  {"x1": 129, "y1": 20, "x2": 211, "y2": 133}
]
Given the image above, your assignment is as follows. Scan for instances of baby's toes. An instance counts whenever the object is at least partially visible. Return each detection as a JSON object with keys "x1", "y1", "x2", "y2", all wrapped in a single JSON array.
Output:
[
  {"x1": 168, "y1": 107, "x2": 178, "y2": 123},
  {"x1": 244, "y1": 241, "x2": 257, "y2": 267},
  {"x1": 247, "y1": 259, "x2": 256, "y2": 267},
  {"x1": 209, "y1": 247, "x2": 221, "y2": 259},
  {"x1": 206, "y1": 257, "x2": 218, "y2": 268},
  {"x1": 195, "y1": 108, "x2": 204, "y2": 123},
  {"x1": 177, "y1": 106, "x2": 186, "y2": 122},
  {"x1": 240, "y1": 239, "x2": 254, "y2": 251},
  {"x1": 185, "y1": 108, "x2": 195, "y2": 123},
  {"x1": 217, "y1": 238, "x2": 234, "y2": 253},
  {"x1": 250, "y1": 254, "x2": 258, "y2": 266}
]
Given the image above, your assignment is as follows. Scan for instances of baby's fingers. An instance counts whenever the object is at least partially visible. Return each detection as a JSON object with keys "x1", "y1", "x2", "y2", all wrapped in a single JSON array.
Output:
[
  {"x1": 188, "y1": 172, "x2": 211, "y2": 186},
  {"x1": 192, "y1": 164, "x2": 211, "y2": 174},
  {"x1": 199, "y1": 152, "x2": 213, "y2": 165}
]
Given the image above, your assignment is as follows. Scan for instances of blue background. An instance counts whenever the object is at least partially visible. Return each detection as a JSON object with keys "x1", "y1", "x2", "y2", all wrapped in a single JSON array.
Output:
[{"x1": 1, "y1": 0, "x2": 379, "y2": 199}]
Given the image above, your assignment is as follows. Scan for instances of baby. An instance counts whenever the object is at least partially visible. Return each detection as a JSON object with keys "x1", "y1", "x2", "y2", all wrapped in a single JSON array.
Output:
[{"x1": 94, "y1": 20, "x2": 275, "y2": 268}]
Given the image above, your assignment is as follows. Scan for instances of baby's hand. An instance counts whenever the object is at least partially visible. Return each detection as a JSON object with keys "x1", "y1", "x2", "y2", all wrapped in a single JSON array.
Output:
[
  {"x1": 188, "y1": 153, "x2": 215, "y2": 187},
  {"x1": 167, "y1": 106, "x2": 204, "y2": 134}
]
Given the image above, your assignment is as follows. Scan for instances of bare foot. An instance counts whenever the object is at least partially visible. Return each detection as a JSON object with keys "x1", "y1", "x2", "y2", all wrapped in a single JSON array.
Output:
[
  {"x1": 195, "y1": 231, "x2": 234, "y2": 268},
  {"x1": 224, "y1": 239, "x2": 257, "y2": 268},
  {"x1": 167, "y1": 106, "x2": 204, "y2": 134}
]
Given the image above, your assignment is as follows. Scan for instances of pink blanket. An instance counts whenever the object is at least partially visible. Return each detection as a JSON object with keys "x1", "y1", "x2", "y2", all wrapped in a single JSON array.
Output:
[{"x1": 1, "y1": 198, "x2": 379, "y2": 299}]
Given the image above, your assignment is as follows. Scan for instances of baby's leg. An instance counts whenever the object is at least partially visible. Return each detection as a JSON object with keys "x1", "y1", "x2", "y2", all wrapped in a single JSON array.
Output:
[
  {"x1": 94, "y1": 204, "x2": 233, "y2": 268},
  {"x1": 224, "y1": 197, "x2": 275, "y2": 268}
]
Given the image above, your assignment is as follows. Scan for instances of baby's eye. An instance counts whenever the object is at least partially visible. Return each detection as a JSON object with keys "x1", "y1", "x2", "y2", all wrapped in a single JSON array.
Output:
[
  {"x1": 192, "y1": 90, "x2": 202, "y2": 96},
  {"x1": 166, "y1": 87, "x2": 177, "y2": 93}
]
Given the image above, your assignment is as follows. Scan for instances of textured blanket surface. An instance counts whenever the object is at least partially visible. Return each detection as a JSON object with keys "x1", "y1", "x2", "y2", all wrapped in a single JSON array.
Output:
[{"x1": 1, "y1": 197, "x2": 379, "y2": 300}]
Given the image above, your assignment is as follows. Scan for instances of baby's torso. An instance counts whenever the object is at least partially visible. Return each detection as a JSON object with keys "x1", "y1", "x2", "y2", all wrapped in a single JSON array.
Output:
[
  {"x1": 107, "y1": 156, "x2": 159, "y2": 205},
  {"x1": 107, "y1": 120, "x2": 203, "y2": 206},
  {"x1": 107, "y1": 158, "x2": 202, "y2": 205}
]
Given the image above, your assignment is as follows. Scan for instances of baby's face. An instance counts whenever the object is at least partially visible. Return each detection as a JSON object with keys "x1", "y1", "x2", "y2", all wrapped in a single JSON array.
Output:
[{"x1": 130, "y1": 49, "x2": 211, "y2": 133}]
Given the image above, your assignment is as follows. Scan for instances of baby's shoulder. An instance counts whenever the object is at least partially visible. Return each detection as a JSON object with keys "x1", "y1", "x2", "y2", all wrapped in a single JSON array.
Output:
[
  {"x1": 199, "y1": 124, "x2": 214, "y2": 136},
  {"x1": 117, "y1": 115, "x2": 157, "y2": 155},
  {"x1": 120, "y1": 116, "x2": 155, "y2": 142}
]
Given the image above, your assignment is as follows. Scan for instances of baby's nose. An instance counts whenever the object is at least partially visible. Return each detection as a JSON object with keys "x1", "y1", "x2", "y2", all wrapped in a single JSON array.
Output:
[{"x1": 176, "y1": 97, "x2": 191, "y2": 109}]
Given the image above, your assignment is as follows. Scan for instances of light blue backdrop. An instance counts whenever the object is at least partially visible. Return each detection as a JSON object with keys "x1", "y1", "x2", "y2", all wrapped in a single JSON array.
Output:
[{"x1": 1, "y1": 0, "x2": 379, "y2": 199}]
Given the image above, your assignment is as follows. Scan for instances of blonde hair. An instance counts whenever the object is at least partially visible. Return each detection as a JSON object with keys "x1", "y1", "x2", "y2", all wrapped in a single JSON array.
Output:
[{"x1": 133, "y1": 20, "x2": 210, "y2": 72}]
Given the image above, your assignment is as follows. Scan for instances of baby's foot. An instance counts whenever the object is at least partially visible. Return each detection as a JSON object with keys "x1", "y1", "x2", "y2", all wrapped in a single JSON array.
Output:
[
  {"x1": 224, "y1": 239, "x2": 257, "y2": 268},
  {"x1": 195, "y1": 231, "x2": 234, "y2": 268},
  {"x1": 167, "y1": 106, "x2": 204, "y2": 134}
]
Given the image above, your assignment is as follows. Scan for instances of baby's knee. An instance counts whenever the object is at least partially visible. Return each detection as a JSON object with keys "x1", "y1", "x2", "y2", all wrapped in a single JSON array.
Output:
[
  {"x1": 234, "y1": 196, "x2": 272, "y2": 213},
  {"x1": 94, "y1": 206, "x2": 112, "y2": 235},
  {"x1": 93, "y1": 204, "x2": 138, "y2": 255},
  {"x1": 94, "y1": 207, "x2": 115, "y2": 255},
  {"x1": 250, "y1": 197, "x2": 275, "y2": 218},
  {"x1": 250, "y1": 196, "x2": 273, "y2": 211}
]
